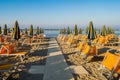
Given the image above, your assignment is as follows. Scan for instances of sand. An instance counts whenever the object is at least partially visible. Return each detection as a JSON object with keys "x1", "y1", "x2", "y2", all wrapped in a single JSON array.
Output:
[
  {"x1": 0, "y1": 39, "x2": 49, "y2": 80},
  {"x1": 57, "y1": 38, "x2": 118, "y2": 80},
  {"x1": 1, "y1": 38, "x2": 119, "y2": 80}
]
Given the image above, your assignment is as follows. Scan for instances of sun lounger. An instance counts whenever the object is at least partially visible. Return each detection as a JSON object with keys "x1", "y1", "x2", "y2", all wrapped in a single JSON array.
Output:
[
  {"x1": 75, "y1": 41, "x2": 86, "y2": 55},
  {"x1": 0, "y1": 43, "x2": 28, "y2": 62},
  {"x1": 0, "y1": 63, "x2": 13, "y2": 80},
  {"x1": 80, "y1": 43, "x2": 98, "y2": 60},
  {"x1": 0, "y1": 63, "x2": 13, "y2": 72},
  {"x1": 98, "y1": 51, "x2": 120, "y2": 80}
]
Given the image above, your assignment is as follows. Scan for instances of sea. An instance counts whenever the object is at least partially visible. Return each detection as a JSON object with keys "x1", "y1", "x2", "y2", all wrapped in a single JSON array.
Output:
[{"x1": 44, "y1": 30, "x2": 120, "y2": 38}]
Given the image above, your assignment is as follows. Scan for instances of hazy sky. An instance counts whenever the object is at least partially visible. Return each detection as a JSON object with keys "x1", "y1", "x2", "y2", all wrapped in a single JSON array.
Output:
[{"x1": 0, "y1": 0, "x2": 120, "y2": 29}]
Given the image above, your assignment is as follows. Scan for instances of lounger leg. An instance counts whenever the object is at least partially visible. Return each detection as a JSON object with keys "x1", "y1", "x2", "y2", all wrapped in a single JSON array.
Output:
[
  {"x1": 98, "y1": 65, "x2": 105, "y2": 76},
  {"x1": 77, "y1": 51, "x2": 81, "y2": 56},
  {"x1": 101, "y1": 66, "x2": 104, "y2": 76},
  {"x1": 20, "y1": 55, "x2": 23, "y2": 62},
  {"x1": 0, "y1": 74, "x2": 2, "y2": 80},
  {"x1": 109, "y1": 72, "x2": 114, "y2": 80}
]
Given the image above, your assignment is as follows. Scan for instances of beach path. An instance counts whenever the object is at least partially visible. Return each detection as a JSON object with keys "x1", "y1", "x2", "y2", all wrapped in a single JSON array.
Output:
[{"x1": 43, "y1": 38, "x2": 74, "y2": 80}]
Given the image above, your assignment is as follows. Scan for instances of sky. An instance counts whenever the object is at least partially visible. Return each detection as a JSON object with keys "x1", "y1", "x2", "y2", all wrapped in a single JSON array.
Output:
[{"x1": 0, "y1": 0, "x2": 120, "y2": 29}]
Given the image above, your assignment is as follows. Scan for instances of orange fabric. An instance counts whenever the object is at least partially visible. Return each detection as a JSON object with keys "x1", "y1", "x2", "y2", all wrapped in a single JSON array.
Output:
[
  {"x1": 102, "y1": 52, "x2": 120, "y2": 72},
  {"x1": 0, "y1": 64, "x2": 12, "y2": 70},
  {"x1": 0, "y1": 37, "x2": 4, "y2": 43},
  {"x1": 0, "y1": 44, "x2": 9, "y2": 54},
  {"x1": 97, "y1": 36, "x2": 108, "y2": 44},
  {"x1": 10, "y1": 52, "x2": 26, "y2": 55},
  {"x1": 77, "y1": 42, "x2": 83, "y2": 51},
  {"x1": 115, "y1": 61, "x2": 120, "y2": 73},
  {"x1": 93, "y1": 38, "x2": 98, "y2": 43},
  {"x1": 71, "y1": 39, "x2": 76, "y2": 44},
  {"x1": 67, "y1": 38, "x2": 72, "y2": 43},
  {"x1": 32, "y1": 36, "x2": 37, "y2": 39},
  {"x1": 0, "y1": 43, "x2": 15, "y2": 54},
  {"x1": 9, "y1": 43, "x2": 15, "y2": 54},
  {"x1": 81, "y1": 43, "x2": 90, "y2": 55},
  {"x1": 89, "y1": 45, "x2": 97, "y2": 55},
  {"x1": 97, "y1": 37, "x2": 104, "y2": 44},
  {"x1": 118, "y1": 38, "x2": 120, "y2": 42}
]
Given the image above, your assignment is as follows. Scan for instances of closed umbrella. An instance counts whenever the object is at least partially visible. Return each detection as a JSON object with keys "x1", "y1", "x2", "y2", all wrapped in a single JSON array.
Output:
[
  {"x1": 36, "y1": 26, "x2": 39, "y2": 35},
  {"x1": 87, "y1": 21, "x2": 95, "y2": 40},
  {"x1": 101, "y1": 25, "x2": 107, "y2": 36},
  {"x1": 94, "y1": 28, "x2": 97, "y2": 39},
  {"x1": 98, "y1": 29, "x2": 100, "y2": 34},
  {"x1": 13, "y1": 21, "x2": 20, "y2": 40},
  {"x1": 86, "y1": 26, "x2": 89, "y2": 34},
  {"x1": 3, "y1": 24, "x2": 7, "y2": 35},
  {"x1": 25, "y1": 28, "x2": 28, "y2": 34},
  {"x1": 30, "y1": 24, "x2": 33, "y2": 36},
  {"x1": 67, "y1": 26, "x2": 70, "y2": 35},
  {"x1": 79, "y1": 28, "x2": 82, "y2": 34},
  {"x1": 74, "y1": 24, "x2": 78, "y2": 35},
  {"x1": 0, "y1": 26, "x2": 2, "y2": 34}
]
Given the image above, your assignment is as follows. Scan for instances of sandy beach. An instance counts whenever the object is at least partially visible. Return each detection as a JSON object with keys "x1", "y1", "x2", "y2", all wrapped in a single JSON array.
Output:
[
  {"x1": 1, "y1": 39, "x2": 49, "y2": 80},
  {"x1": 57, "y1": 39, "x2": 119, "y2": 80}
]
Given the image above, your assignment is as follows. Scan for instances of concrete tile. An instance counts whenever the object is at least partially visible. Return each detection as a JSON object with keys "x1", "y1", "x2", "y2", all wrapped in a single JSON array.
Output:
[
  {"x1": 43, "y1": 39, "x2": 74, "y2": 80},
  {"x1": 28, "y1": 65, "x2": 45, "y2": 74}
]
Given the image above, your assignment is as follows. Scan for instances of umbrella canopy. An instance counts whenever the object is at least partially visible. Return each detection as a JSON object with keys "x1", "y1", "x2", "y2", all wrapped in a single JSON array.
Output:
[
  {"x1": 74, "y1": 24, "x2": 78, "y2": 35},
  {"x1": 79, "y1": 28, "x2": 82, "y2": 34},
  {"x1": 0, "y1": 26, "x2": 2, "y2": 34},
  {"x1": 87, "y1": 21, "x2": 95, "y2": 40},
  {"x1": 36, "y1": 26, "x2": 39, "y2": 35},
  {"x1": 3, "y1": 24, "x2": 7, "y2": 35},
  {"x1": 40, "y1": 28, "x2": 42, "y2": 34},
  {"x1": 25, "y1": 28, "x2": 28, "y2": 34},
  {"x1": 101, "y1": 25, "x2": 107, "y2": 36},
  {"x1": 85, "y1": 26, "x2": 89, "y2": 34},
  {"x1": 98, "y1": 29, "x2": 100, "y2": 34},
  {"x1": 94, "y1": 28, "x2": 97, "y2": 39},
  {"x1": 67, "y1": 26, "x2": 70, "y2": 34},
  {"x1": 63, "y1": 28, "x2": 66, "y2": 34},
  {"x1": 30, "y1": 24, "x2": 33, "y2": 36},
  {"x1": 13, "y1": 21, "x2": 20, "y2": 40}
]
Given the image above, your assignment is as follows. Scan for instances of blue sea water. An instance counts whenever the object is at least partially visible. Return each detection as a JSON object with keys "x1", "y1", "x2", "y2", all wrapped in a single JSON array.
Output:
[
  {"x1": 44, "y1": 30, "x2": 120, "y2": 38},
  {"x1": 44, "y1": 30, "x2": 59, "y2": 38}
]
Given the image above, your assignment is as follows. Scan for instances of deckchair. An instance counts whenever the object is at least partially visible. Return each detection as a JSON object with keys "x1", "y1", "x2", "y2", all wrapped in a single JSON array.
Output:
[
  {"x1": 57, "y1": 34, "x2": 63, "y2": 40},
  {"x1": 62, "y1": 35, "x2": 68, "y2": 42},
  {"x1": 79, "y1": 35, "x2": 87, "y2": 41},
  {"x1": 80, "y1": 43, "x2": 98, "y2": 59},
  {"x1": 98, "y1": 52, "x2": 120, "y2": 80},
  {"x1": 0, "y1": 63, "x2": 13, "y2": 72},
  {"x1": 92, "y1": 36, "x2": 111, "y2": 47},
  {"x1": 37, "y1": 34, "x2": 46, "y2": 42},
  {"x1": 0, "y1": 43, "x2": 28, "y2": 62},
  {"x1": 31, "y1": 35, "x2": 39, "y2": 43},
  {"x1": 0, "y1": 63, "x2": 13, "y2": 80},
  {"x1": 67, "y1": 38, "x2": 77, "y2": 47},
  {"x1": 75, "y1": 41, "x2": 86, "y2": 55},
  {"x1": 0, "y1": 35, "x2": 4, "y2": 44},
  {"x1": 21, "y1": 37, "x2": 31, "y2": 45}
]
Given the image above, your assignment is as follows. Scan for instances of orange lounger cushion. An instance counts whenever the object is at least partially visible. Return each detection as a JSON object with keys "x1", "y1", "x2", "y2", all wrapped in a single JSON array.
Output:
[
  {"x1": 89, "y1": 45, "x2": 97, "y2": 55},
  {"x1": 0, "y1": 64, "x2": 12, "y2": 70},
  {"x1": 0, "y1": 43, "x2": 15, "y2": 54},
  {"x1": 102, "y1": 52, "x2": 120, "y2": 72},
  {"x1": 77, "y1": 42, "x2": 83, "y2": 51},
  {"x1": 81, "y1": 44, "x2": 90, "y2": 55},
  {"x1": 9, "y1": 52, "x2": 27, "y2": 55}
]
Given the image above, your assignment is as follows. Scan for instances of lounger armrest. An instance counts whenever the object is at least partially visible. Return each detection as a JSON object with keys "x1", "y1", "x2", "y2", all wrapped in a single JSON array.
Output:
[
  {"x1": 116, "y1": 49, "x2": 120, "y2": 53},
  {"x1": 107, "y1": 48, "x2": 116, "y2": 53}
]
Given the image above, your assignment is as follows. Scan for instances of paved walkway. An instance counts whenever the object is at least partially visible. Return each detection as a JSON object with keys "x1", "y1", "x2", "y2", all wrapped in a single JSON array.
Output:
[
  {"x1": 43, "y1": 38, "x2": 74, "y2": 80},
  {"x1": 28, "y1": 38, "x2": 74, "y2": 80}
]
